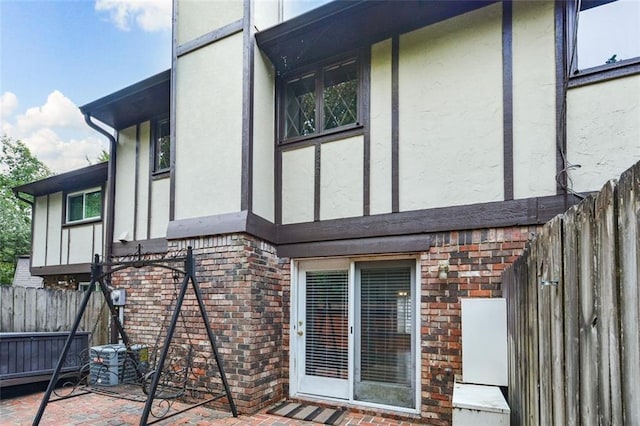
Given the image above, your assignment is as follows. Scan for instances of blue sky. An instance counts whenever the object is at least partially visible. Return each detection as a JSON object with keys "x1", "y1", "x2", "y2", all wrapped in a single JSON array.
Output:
[{"x1": 1, "y1": 0, "x2": 172, "y2": 172}]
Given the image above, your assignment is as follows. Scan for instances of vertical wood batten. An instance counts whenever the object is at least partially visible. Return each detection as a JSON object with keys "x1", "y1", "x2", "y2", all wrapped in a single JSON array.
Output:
[
  {"x1": 617, "y1": 163, "x2": 640, "y2": 424},
  {"x1": 563, "y1": 205, "x2": 580, "y2": 425}
]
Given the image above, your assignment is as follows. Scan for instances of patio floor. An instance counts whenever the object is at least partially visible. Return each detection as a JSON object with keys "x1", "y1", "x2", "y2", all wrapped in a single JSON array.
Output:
[{"x1": 0, "y1": 385, "x2": 423, "y2": 425}]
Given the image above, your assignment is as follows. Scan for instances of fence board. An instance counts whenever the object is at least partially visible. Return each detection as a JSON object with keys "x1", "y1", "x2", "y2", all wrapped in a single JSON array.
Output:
[
  {"x1": 595, "y1": 180, "x2": 623, "y2": 426},
  {"x1": 618, "y1": 163, "x2": 640, "y2": 424},
  {"x1": 0, "y1": 287, "x2": 107, "y2": 346},
  {"x1": 563, "y1": 206, "x2": 580, "y2": 426},
  {"x1": 526, "y1": 241, "x2": 539, "y2": 425},
  {"x1": 578, "y1": 196, "x2": 599, "y2": 426},
  {"x1": 537, "y1": 225, "x2": 552, "y2": 425},
  {"x1": 0, "y1": 286, "x2": 14, "y2": 332},
  {"x1": 504, "y1": 161, "x2": 639, "y2": 426},
  {"x1": 548, "y1": 216, "x2": 565, "y2": 426}
]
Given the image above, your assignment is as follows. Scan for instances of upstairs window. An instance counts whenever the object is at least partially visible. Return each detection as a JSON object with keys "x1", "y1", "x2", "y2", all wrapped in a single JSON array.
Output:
[
  {"x1": 574, "y1": 0, "x2": 640, "y2": 72},
  {"x1": 67, "y1": 188, "x2": 102, "y2": 223},
  {"x1": 281, "y1": 57, "x2": 360, "y2": 142},
  {"x1": 153, "y1": 117, "x2": 171, "y2": 173}
]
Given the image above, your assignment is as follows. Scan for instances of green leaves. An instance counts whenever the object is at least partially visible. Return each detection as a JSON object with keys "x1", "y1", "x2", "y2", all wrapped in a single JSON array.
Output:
[{"x1": 0, "y1": 136, "x2": 53, "y2": 284}]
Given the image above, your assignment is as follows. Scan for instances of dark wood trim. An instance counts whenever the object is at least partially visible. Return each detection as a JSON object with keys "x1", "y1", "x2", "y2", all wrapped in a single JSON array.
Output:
[
  {"x1": 31, "y1": 263, "x2": 93, "y2": 277},
  {"x1": 314, "y1": 143, "x2": 321, "y2": 221},
  {"x1": 555, "y1": 0, "x2": 568, "y2": 196},
  {"x1": 362, "y1": 47, "x2": 371, "y2": 216},
  {"x1": 241, "y1": 0, "x2": 254, "y2": 212},
  {"x1": 277, "y1": 234, "x2": 431, "y2": 258},
  {"x1": 391, "y1": 35, "x2": 399, "y2": 213},
  {"x1": 134, "y1": 124, "x2": 140, "y2": 240},
  {"x1": 569, "y1": 59, "x2": 640, "y2": 88},
  {"x1": 246, "y1": 212, "x2": 277, "y2": 243},
  {"x1": 277, "y1": 193, "x2": 584, "y2": 245},
  {"x1": 176, "y1": 19, "x2": 243, "y2": 57},
  {"x1": 111, "y1": 238, "x2": 168, "y2": 256},
  {"x1": 66, "y1": 225, "x2": 70, "y2": 265},
  {"x1": 279, "y1": 126, "x2": 365, "y2": 151},
  {"x1": 502, "y1": 0, "x2": 514, "y2": 201},
  {"x1": 275, "y1": 76, "x2": 283, "y2": 225},
  {"x1": 166, "y1": 210, "x2": 276, "y2": 243},
  {"x1": 169, "y1": 0, "x2": 178, "y2": 222}
]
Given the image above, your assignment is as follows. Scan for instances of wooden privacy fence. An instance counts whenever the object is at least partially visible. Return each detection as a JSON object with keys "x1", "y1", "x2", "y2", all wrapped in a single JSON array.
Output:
[
  {"x1": 502, "y1": 161, "x2": 639, "y2": 426},
  {"x1": 0, "y1": 286, "x2": 109, "y2": 345}
]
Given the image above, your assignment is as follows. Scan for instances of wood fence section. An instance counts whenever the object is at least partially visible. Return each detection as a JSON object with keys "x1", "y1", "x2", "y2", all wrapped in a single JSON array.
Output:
[
  {"x1": 0, "y1": 286, "x2": 108, "y2": 345},
  {"x1": 502, "y1": 161, "x2": 640, "y2": 426}
]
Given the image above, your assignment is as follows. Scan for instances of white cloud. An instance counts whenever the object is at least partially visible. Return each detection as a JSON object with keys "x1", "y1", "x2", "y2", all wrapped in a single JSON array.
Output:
[
  {"x1": 0, "y1": 92, "x2": 18, "y2": 119},
  {"x1": 95, "y1": 0, "x2": 172, "y2": 32},
  {"x1": 1, "y1": 91, "x2": 109, "y2": 174}
]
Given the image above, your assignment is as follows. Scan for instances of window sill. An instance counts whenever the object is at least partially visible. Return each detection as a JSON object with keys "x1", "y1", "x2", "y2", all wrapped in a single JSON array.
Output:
[
  {"x1": 279, "y1": 124, "x2": 364, "y2": 148},
  {"x1": 63, "y1": 217, "x2": 102, "y2": 228},
  {"x1": 152, "y1": 170, "x2": 171, "y2": 180},
  {"x1": 569, "y1": 57, "x2": 640, "y2": 88}
]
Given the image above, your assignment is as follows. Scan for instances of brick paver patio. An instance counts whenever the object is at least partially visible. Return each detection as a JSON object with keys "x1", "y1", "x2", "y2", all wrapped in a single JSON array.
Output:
[{"x1": 0, "y1": 388, "x2": 422, "y2": 425}]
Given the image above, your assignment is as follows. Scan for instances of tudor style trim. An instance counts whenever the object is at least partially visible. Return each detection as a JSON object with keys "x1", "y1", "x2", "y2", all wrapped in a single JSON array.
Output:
[
  {"x1": 176, "y1": 19, "x2": 243, "y2": 57},
  {"x1": 391, "y1": 35, "x2": 400, "y2": 213},
  {"x1": 555, "y1": 0, "x2": 568, "y2": 197},
  {"x1": 31, "y1": 263, "x2": 93, "y2": 276},
  {"x1": 502, "y1": 0, "x2": 514, "y2": 201},
  {"x1": 277, "y1": 234, "x2": 431, "y2": 258},
  {"x1": 241, "y1": 0, "x2": 254, "y2": 212}
]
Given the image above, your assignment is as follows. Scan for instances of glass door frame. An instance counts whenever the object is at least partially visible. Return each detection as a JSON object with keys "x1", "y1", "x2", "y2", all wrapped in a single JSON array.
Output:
[{"x1": 289, "y1": 256, "x2": 421, "y2": 414}]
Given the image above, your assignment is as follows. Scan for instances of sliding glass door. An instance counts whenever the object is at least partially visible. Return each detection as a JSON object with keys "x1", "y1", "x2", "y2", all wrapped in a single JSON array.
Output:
[{"x1": 293, "y1": 259, "x2": 417, "y2": 410}]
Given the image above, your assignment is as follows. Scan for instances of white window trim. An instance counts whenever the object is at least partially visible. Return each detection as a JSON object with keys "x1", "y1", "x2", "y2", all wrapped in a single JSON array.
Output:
[{"x1": 66, "y1": 186, "x2": 102, "y2": 224}]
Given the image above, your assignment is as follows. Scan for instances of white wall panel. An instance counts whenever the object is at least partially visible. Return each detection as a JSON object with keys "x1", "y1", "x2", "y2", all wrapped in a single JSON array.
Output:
[
  {"x1": 512, "y1": 0, "x2": 557, "y2": 198},
  {"x1": 320, "y1": 136, "x2": 364, "y2": 220},
  {"x1": 114, "y1": 126, "x2": 137, "y2": 242},
  {"x1": 67, "y1": 225, "x2": 94, "y2": 264},
  {"x1": 567, "y1": 75, "x2": 640, "y2": 193},
  {"x1": 32, "y1": 196, "x2": 48, "y2": 267},
  {"x1": 177, "y1": 0, "x2": 243, "y2": 45},
  {"x1": 282, "y1": 146, "x2": 315, "y2": 224},
  {"x1": 45, "y1": 193, "x2": 62, "y2": 266},
  {"x1": 399, "y1": 3, "x2": 503, "y2": 211},
  {"x1": 175, "y1": 36, "x2": 243, "y2": 219},
  {"x1": 370, "y1": 40, "x2": 393, "y2": 215},
  {"x1": 135, "y1": 121, "x2": 150, "y2": 241}
]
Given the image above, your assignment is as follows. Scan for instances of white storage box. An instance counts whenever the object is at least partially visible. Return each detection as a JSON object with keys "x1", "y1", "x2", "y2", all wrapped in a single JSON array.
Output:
[{"x1": 452, "y1": 383, "x2": 510, "y2": 426}]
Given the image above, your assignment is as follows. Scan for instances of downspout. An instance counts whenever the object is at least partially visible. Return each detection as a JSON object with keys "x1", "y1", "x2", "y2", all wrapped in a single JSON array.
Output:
[{"x1": 84, "y1": 114, "x2": 118, "y2": 344}]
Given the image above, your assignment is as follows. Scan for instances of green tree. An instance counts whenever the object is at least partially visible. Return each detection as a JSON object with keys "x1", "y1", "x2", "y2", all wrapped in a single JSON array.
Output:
[{"x1": 0, "y1": 136, "x2": 53, "y2": 284}]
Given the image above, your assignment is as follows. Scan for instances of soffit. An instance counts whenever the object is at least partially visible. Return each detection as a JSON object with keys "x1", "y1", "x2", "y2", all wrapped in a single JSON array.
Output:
[
  {"x1": 79, "y1": 70, "x2": 170, "y2": 130},
  {"x1": 13, "y1": 162, "x2": 108, "y2": 197}
]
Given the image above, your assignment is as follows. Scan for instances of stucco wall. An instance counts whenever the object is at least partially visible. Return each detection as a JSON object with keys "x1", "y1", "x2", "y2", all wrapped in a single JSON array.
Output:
[
  {"x1": 31, "y1": 196, "x2": 48, "y2": 267},
  {"x1": 320, "y1": 136, "x2": 364, "y2": 220},
  {"x1": 282, "y1": 146, "x2": 315, "y2": 224},
  {"x1": 176, "y1": 0, "x2": 243, "y2": 45},
  {"x1": 114, "y1": 125, "x2": 137, "y2": 242},
  {"x1": 512, "y1": 0, "x2": 557, "y2": 198},
  {"x1": 567, "y1": 75, "x2": 640, "y2": 193},
  {"x1": 175, "y1": 34, "x2": 243, "y2": 219},
  {"x1": 398, "y1": 3, "x2": 504, "y2": 211}
]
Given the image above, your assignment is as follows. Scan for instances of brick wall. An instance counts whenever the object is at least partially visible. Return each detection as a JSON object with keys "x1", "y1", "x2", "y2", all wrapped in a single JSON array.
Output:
[
  {"x1": 117, "y1": 234, "x2": 284, "y2": 414},
  {"x1": 111, "y1": 225, "x2": 534, "y2": 423},
  {"x1": 419, "y1": 226, "x2": 535, "y2": 425}
]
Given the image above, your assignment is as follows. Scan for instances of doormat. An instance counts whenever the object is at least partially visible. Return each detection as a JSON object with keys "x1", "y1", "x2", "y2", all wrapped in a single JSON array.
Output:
[{"x1": 267, "y1": 402, "x2": 347, "y2": 425}]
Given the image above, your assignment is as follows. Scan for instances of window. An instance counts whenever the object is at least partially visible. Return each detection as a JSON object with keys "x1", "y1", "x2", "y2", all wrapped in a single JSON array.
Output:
[
  {"x1": 573, "y1": 0, "x2": 640, "y2": 72},
  {"x1": 153, "y1": 117, "x2": 170, "y2": 173},
  {"x1": 281, "y1": 57, "x2": 360, "y2": 141},
  {"x1": 67, "y1": 188, "x2": 102, "y2": 223}
]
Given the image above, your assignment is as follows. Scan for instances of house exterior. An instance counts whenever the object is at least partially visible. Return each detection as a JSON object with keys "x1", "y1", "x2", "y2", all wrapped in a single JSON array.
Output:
[{"x1": 15, "y1": 0, "x2": 639, "y2": 423}]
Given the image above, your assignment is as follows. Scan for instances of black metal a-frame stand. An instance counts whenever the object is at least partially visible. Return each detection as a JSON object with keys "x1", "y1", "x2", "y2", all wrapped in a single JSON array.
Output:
[{"x1": 33, "y1": 247, "x2": 237, "y2": 426}]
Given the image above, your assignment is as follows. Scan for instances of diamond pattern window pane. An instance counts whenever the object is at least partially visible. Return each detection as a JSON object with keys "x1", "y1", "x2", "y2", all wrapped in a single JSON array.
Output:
[
  {"x1": 285, "y1": 73, "x2": 316, "y2": 138},
  {"x1": 155, "y1": 119, "x2": 170, "y2": 171},
  {"x1": 323, "y1": 60, "x2": 358, "y2": 130}
]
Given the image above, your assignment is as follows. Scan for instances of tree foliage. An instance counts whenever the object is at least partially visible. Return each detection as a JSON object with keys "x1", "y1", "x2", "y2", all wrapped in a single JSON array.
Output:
[{"x1": 0, "y1": 136, "x2": 53, "y2": 284}]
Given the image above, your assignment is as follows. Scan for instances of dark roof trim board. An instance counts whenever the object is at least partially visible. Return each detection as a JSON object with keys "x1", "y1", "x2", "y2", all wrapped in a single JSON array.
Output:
[
  {"x1": 80, "y1": 69, "x2": 170, "y2": 130},
  {"x1": 256, "y1": 0, "x2": 499, "y2": 73},
  {"x1": 13, "y1": 162, "x2": 108, "y2": 197}
]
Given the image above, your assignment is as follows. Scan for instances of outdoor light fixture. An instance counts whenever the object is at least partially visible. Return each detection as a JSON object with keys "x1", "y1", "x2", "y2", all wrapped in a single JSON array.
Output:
[{"x1": 438, "y1": 260, "x2": 449, "y2": 280}]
